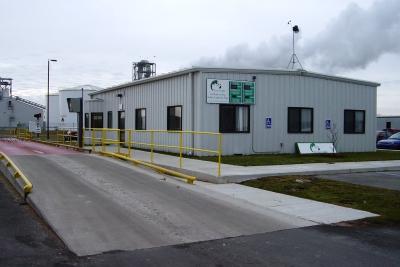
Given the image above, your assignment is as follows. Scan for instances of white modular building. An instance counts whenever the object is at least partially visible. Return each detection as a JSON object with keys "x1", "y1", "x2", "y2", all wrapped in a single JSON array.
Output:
[
  {"x1": 85, "y1": 67, "x2": 380, "y2": 155},
  {"x1": 46, "y1": 85, "x2": 101, "y2": 130},
  {"x1": 377, "y1": 116, "x2": 400, "y2": 130}
]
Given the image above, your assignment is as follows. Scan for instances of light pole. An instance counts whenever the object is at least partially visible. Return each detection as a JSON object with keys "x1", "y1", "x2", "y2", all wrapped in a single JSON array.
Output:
[{"x1": 47, "y1": 59, "x2": 57, "y2": 140}]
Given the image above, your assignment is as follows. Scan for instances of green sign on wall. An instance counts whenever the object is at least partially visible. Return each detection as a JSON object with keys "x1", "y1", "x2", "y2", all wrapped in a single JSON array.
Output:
[
  {"x1": 206, "y1": 79, "x2": 255, "y2": 104},
  {"x1": 243, "y1": 82, "x2": 255, "y2": 104},
  {"x1": 229, "y1": 81, "x2": 243, "y2": 103}
]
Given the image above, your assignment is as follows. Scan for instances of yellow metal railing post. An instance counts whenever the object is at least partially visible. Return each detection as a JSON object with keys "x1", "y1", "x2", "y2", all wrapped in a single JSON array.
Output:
[
  {"x1": 102, "y1": 129, "x2": 106, "y2": 152},
  {"x1": 118, "y1": 129, "x2": 121, "y2": 154},
  {"x1": 92, "y1": 129, "x2": 95, "y2": 152},
  {"x1": 218, "y1": 133, "x2": 222, "y2": 177},
  {"x1": 179, "y1": 131, "x2": 183, "y2": 168},
  {"x1": 128, "y1": 130, "x2": 131, "y2": 157},
  {"x1": 150, "y1": 131, "x2": 154, "y2": 163}
]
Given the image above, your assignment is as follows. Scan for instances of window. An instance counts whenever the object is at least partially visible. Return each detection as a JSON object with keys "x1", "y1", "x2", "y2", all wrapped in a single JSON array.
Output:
[
  {"x1": 135, "y1": 109, "x2": 146, "y2": 130},
  {"x1": 219, "y1": 105, "x2": 250, "y2": 133},
  {"x1": 91, "y1": 112, "x2": 103, "y2": 128},
  {"x1": 107, "y1": 111, "x2": 112, "y2": 128},
  {"x1": 344, "y1": 110, "x2": 365, "y2": 134},
  {"x1": 85, "y1": 113, "x2": 89, "y2": 128},
  {"x1": 167, "y1": 106, "x2": 182, "y2": 130},
  {"x1": 288, "y1": 107, "x2": 313, "y2": 133}
]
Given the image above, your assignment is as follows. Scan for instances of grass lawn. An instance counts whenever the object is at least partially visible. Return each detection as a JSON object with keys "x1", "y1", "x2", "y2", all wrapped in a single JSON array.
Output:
[
  {"x1": 200, "y1": 150, "x2": 400, "y2": 166},
  {"x1": 242, "y1": 175, "x2": 400, "y2": 226},
  {"x1": 206, "y1": 150, "x2": 400, "y2": 226}
]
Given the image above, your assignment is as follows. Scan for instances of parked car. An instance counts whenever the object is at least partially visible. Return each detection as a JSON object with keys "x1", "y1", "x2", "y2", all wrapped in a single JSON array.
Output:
[
  {"x1": 376, "y1": 130, "x2": 392, "y2": 143},
  {"x1": 64, "y1": 130, "x2": 77, "y2": 141},
  {"x1": 382, "y1": 128, "x2": 400, "y2": 134},
  {"x1": 376, "y1": 132, "x2": 400, "y2": 150}
]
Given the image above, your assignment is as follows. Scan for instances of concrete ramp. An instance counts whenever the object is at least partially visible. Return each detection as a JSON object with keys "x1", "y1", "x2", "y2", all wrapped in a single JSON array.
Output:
[{"x1": 12, "y1": 153, "x2": 315, "y2": 256}]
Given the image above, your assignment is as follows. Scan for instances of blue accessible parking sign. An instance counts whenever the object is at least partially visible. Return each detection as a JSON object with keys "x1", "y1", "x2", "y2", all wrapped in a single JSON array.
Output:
[
  {"x1": 266, "y1": 118, "x2": 272, "y2": 128},
  {"x1": 326, "y1": 120, "x2": 331, "y2": 129}
]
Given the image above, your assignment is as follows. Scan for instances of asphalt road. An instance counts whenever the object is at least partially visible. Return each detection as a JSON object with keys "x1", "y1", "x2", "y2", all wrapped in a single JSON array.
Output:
[{"x1": 317, "y1": 171, "x2": 400, "y2": 191}]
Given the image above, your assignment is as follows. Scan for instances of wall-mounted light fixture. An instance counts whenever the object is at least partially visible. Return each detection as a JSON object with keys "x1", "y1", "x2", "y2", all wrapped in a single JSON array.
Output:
[
  {"x1": 116, "y1": 93, "x2": 123, "y2": 97},
  {"x1": 252, "y1": 76, "x2": 256, "y2": 82}
]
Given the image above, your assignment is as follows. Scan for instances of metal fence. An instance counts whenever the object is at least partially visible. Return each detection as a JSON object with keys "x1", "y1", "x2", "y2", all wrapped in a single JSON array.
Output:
[{"x1": 85, "y1": 128, "x2": 222, "y2": 177}]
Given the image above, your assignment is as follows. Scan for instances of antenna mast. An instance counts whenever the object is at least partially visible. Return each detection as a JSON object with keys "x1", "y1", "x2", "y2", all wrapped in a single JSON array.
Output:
[{"x1": 287, "y1": 21, "x2": 303, "y2": 69}]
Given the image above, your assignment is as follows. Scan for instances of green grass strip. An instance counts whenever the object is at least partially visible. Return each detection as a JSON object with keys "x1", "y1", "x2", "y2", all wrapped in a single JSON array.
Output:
[{"x1": 242, "y1": 176, "x2": 400, "y2": 226}]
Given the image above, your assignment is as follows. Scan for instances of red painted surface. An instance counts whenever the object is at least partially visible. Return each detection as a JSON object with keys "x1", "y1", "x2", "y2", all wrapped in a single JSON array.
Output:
[{"x1": 0, "y1": 139, "x2": 82, "y2": 156}]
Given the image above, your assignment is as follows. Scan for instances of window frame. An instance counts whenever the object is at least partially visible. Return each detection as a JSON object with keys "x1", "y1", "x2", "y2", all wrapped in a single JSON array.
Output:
[
  {"x1": 167, "y1": 105, "x2": 182, "y2": 131},
  {"x1": 84, "y1": 113, "x2": 89, "y2": 128},
  {"x1": 287, "y1": 107, "x2": 314, "y2": 133},
  {"x1": 91, "y1": 112, "x2": 104, "y2": 129},
  {"x1": 344, "y1": 109, "x2": 365, "y2": 134},
  {"x1": 219, "y1": 104, "x2": 250, "y2": 133},
  {"x1": 135, "y1": 108, "x2": 146, "y2": 130},
  {"x1": 107, "y1": 111, "x2": 112, "y2": 128}
]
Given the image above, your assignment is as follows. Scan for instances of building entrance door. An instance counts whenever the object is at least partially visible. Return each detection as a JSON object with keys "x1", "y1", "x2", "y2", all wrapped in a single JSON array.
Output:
[{"x1": 118, "y1": 111, "x2": 125, "y2": 143}]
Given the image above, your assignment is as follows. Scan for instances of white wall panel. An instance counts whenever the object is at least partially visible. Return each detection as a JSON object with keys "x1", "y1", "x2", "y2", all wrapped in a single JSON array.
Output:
[{"x1": 377, "y1": 117, "x2": 400, "y2": 130}]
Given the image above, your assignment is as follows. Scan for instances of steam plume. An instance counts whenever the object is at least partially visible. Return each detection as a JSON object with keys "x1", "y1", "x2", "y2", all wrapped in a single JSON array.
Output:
[{"x1": 192, "y1": 0, "x2": 400, "y2": 74}]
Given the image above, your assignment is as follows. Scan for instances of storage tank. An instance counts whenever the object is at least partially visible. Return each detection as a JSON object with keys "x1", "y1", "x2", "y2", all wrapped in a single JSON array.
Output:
[{"x1": 132, "y1": 60, "x2": 156, "y2": 80}]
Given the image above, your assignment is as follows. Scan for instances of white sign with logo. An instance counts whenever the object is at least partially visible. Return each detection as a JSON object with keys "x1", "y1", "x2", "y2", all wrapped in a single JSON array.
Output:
[
  {"x1": 296, "y1": 142, "x2": 336, "y2": 154},
  {"x1": 206, "y1": 79, "x2": 230, "y2": 103}
]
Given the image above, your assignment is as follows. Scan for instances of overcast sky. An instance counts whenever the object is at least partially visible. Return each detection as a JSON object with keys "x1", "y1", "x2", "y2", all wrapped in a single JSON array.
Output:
[{"x1": 1, "y1": 0, "x2": 399, "y2": 115}]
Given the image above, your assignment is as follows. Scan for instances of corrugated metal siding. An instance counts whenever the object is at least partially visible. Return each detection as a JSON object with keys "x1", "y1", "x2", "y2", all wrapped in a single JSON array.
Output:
[
  {"x1": 0, "y1": 100, "x2": 44, "y2": 128},
  {"x1": 89, "y1": 69, "x2": 377, "y2": 155},
  {"x1": 92, "y1": 75, "x2": 195, "y2": 153},
  {"x1": 198, "y1": 72, "x2": 377, "y2": 154}
]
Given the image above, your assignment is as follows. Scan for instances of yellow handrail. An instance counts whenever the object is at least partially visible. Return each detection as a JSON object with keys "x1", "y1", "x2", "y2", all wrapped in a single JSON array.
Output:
[
  {"x1": 84, "y1": 128, "x2": 222, "y2": 177},
  {"x1": 0, "y1": 152, "x2": 33, "y2": 199},
  {"x1": 56, "y1": 128, "x2": 78, "y2": 145},
  {"x1": 99, "y1": 151, "x2": 196, "y2": 184}
]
